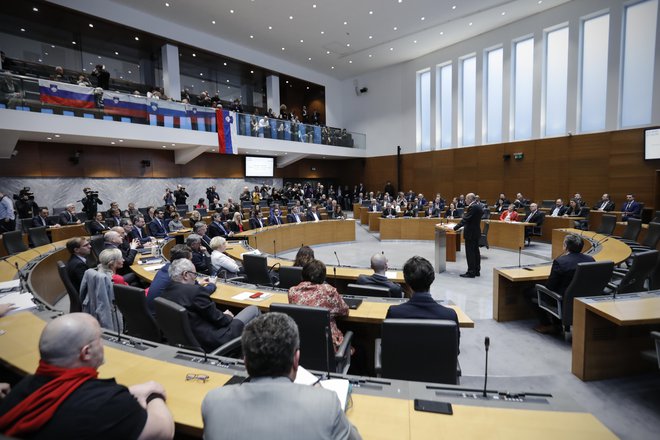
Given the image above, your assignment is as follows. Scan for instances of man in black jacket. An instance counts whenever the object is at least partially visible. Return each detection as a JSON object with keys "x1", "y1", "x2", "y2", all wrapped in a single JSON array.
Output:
[
  {"x1": 65, "y1": 237, "x2": 91, "y2": 293},
  {"x1": 453, "y1": 193, "x2": 483, "y2": 278},
  {"x1": 356, "y1": 253, "x2": 402, "y2": 298}
]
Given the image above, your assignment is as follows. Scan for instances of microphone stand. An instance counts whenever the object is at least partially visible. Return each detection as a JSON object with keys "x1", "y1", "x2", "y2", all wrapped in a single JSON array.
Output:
[
  {"x1": 334, "y1": 251, "x2": 341, "y2": 267},
  {"x1": 518, "y1": 247, "x2": 522, "y2": 268},
  {"x1": 324, "y1": 325, "x2": 331, "y2": 380},
  {"x1": 483, "y1": 336, "x2": 490, "y2": 398},
  {"x1": 273, "y1": 240, "x2": 277, "y2": 258}
]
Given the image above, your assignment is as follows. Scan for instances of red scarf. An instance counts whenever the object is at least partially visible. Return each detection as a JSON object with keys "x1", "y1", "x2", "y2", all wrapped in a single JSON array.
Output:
[{"x1": 0, "y1": 360, "x2": 98, "y2": 437}]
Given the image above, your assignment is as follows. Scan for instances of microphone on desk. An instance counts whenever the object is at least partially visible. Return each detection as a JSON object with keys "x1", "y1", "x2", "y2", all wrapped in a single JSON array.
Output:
[
  {"x1": 595, "y1": 236, "x2": 609, "y2": 247},
  {"x1": 334, "y1": 251, "x2": 341, "y2": 267},
  {"x1": 273, "y1": 240, "x2": 277, "y2": 257},
  {"x1": 483, "y1": 336, "x2": 490, "y2": 398},
  {"x1": 254, "y1": 236, "x2": 258, "y2": 251},
  {"x1": 518, "y1": 247, "x2": 522, "y2": 268},
  {"x1": 333, "y1": 266, "x2": 337, "y2": 287},
  {"x1": 15, "y1": 262, "x2": 28, "y2": 294}
]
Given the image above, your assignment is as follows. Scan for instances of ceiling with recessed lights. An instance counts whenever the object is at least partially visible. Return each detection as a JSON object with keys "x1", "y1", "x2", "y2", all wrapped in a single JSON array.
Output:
[{"x1": 108, "y1": 0, "x2": 570, "y2": 79}]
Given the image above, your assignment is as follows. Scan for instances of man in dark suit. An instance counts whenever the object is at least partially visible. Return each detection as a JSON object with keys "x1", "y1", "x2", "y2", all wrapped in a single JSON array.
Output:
[
  {"x1": 453, "y1": 193, "x2": 483, "y2": 278},
  {"x1": 208, "y1": 213, "x2": 232, "y2": 238},
  {"x1": 59, "y1": 203, "x2": 81, "y2": 225},
  {"x1": 528, "y1": 234, "x2": 594, "y2": 333},
  {"x1": 368, "y1": 199, "x2": 381, "y2": 212},
  {"x1": 386, "y1": 256, "x2": 459, "y2": 347},
  {"x1": 306, "y1": 205, "x2": 321, "y2": 222},
  {"x1": 129, "y1": 215, "x2": 152, "y2": 244},
  {"x1": 32, "y1": 207, "x2": 60, "y2": 228},
  {"x1": 161, "y1": 258, "x2": 259, "y2": 352},
  {"x1": 249, "y1": 211, "x2": 267, "y2": 229},
  {"x1": 522, "y1": 203, "x2": 543, "y2": 245},
  {"x1": 186, "y1": 234, "x2": 211, "y2": 275},
  {"x1": 286, "y1": 207, "x2": 303, "y2": 224},
  {"x1": 356, "y1": 253, "x2": 402, "y2": 298},
  {"x1": 621, "y1": 194, "x2": 641, "y2": 221},
  {"x1": 381, "y1": 203, "x2": 396, "y2": 218},
  {"x1": 65, "y1": 237, "x2": 91, "y2": 293},
  {"x1": 148, "y1": 209, "x2": 168, "y2": 238},
  {"x1": 268, "y1": 208, "x2": 284, "y2": 226},
  {"x1": 88, "y1": 212, "x2": 110, "y2": 235},
  {"x1": 548, "y1": 199, "x2": 567, "y2": 217},
  {"x1": 593, "y1": 193, "x2": 615, "y2": 212}
]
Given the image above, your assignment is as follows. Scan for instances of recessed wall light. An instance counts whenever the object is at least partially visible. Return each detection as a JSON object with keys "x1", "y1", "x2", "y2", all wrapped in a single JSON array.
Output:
[
  {"x1": 88, "y1": 23, "x2": 94, "y2": 28},
  {"x1": 134, "y1": 36, "x2": 139, "y2": 40},
  {"x1": 32, "y1": 7, "x2": 38, "y2": 12}
]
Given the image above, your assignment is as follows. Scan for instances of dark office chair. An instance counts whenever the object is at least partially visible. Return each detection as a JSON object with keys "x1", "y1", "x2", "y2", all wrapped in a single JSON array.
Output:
[
  {"x1": 277, "y1": 266, "x2": 303, "y2": 289},
  {"x1": 479, "y1": 222, "x2": 490, "y2": 249},
  {"x1": 541, "y1": 200, "x2": 555, "y2": 209},
  {"x1": 28, "y1": 226, "x2": 50, "y2": 247},
  {"x1": 374, "y1": 319, "x2": 459, "y2": 384},
  {"x1": 574, "y1": 208, "x2": 589, "y2": 230},
  {"x1": 113, "y1": 285, "x2": 161, "y2": 342},
  {"x1": 595, "y1": 214, "x2": 617, "y2": 236},
  {"x1": 606, "y1": 250, "x2": 657, "y2": 295},
  {"x1": 153, "y1": 297, "x2": 241, "y2": 357},
  {"x1": 269, "y1": 303, "x2": 353, "y2": 374},
  {"x1": 56, "y1": 260, "x2": 82, "y2": 313},
  {"x1": 243, "y1": 253, "x2": 276, "y2": 286},
  {"x1": 536, "y1": 260, "x2": 614, "y2": 335},
  {"x1": 650, "y1": 253, "x2": 660, "y2": 291},
  {"x1": 611, "y1": 218, "x2": 643, "y2": 245},
  {"x1": 196, "y1": 208, "x2": 208, "y2": 217},
  {"x1": 90, "y1": 234, "x2": 105, "y2": 261},
  {"x1": 2, "y1": 230, "x2": 27, "y2": 255},
  {"x1": 19, "y1": 218, "x2": 33, "y2": 233},
  {"x1": 176, "y1": 204, "x2": 188, "y2": 211},
  {"x1": 628, "y1": 222, "x2": 660, "y2": 254},
  {"x1": 346, "y1": 283, "x2": 391, "y2": 298},
  {"x1": 83, "y1": 219, "x2": 94, "y2": 235}
]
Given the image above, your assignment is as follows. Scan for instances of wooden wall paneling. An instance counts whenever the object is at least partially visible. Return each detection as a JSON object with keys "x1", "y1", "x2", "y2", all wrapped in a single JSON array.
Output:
[
  {"x1": 432, "y1": 150, "x2": 455, "y2": 200},
  {"x1": 534, "y1": 138, "x2": 569, "y2": 203},
  {"x1": 119, "y1": 148, "x2": 154, "y2": 178},
  {"x1": 452, "y1": 147, "x2": 479, "y2": 197},
  {"x1": 1, "y1": 141, "x2": 42, "y2": 177},
  {"x1": 501, "y1": 141, "x2": 535, "y2": 202},
  {"x1": 149, "y1": 149, "x2": 180, "y2": 178},
  {"x1": 609, "y1": 129, "x2": 657, "y2": 205},
  {"x1": 475, "y1": 144, "x2": 504, "y2": 202},
  {"x1": 80, "y1": 145, "x2": 122, "y2": 177},
  {"x1": 566, "y1": 132, "x2": 610, "y2": 203}
]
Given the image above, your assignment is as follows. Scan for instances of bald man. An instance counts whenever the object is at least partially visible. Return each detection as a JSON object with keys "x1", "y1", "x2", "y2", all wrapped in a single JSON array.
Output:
[
  {"x1": 0, "y1": 313, "x2": 174, "y2": 439},
  {"x1": 453, "y1": 192, "x2": 484, "y2": 278},
  {"x1": 355, "y1": 253, "x2": 403, "y2": 298}
]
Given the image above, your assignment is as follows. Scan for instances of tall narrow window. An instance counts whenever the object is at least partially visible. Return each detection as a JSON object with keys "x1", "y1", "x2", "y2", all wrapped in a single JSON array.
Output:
[
  {"x1": 544, "y1": 27, "x2": 569, "y2": 136},
  {"x1": 513, "y1": 38, "x2": 534, "y2": 140},
  {"x1": 485, "y1": 48, "x2": 503, "y2": 143},
  {"x1": 461, "y1": 56, "x2": 476, "y2": 146},
  {"x1": 417, "y1": 69, "x2": 431, "y2": 151},
  {"x1": 580, "y1": 13, "x2": 609, "y2": 132},
  {"x1": 439, "y1": 64, "x2": 453, "y2": 148},
  {"x1": 621, "y1": 0, "x2": 658, "y2": 127}
]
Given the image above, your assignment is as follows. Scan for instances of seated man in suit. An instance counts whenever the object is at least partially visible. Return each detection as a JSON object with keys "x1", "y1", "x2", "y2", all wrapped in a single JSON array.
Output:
[
  {"x1": 306, "y1": 205, "x2": 321, "y2": 222},
  {"x1": 32, "y1": 207, "x2": 61, "y2": 228},
  {"x1": 148, "y1": 209, "x2": 168, "y2": 238},
  {"x1": 88, "y1": 212, "x2": 110, "y2": 235},
  {"x1": 381, "y1": 202, "x2": 397, "y2": 219},
  {"x1": 202, "y1": 313, "x2": 360, "y2": 439},
  {"x1": 356, "y1": 253, "x2": 402, "y2": 298},
  {"x1": 522, "y1": 203, "x2": 543, "y2": 244},
  {"x1": 208, "y1": 212, "x2": 233, "y2": 238},
  {"x1": 286, "y1": 206, "x2": 303, "y2": 224},
  {"x1": 621, "y1": 193, "x2": 641, "y2": 221},
  {"x1": 593, "y1": 193, "x2": 615, "y2": 212},
  {"x1": 186, "y1": 234, "x2": 211, "y2": 275},
  {"x1": 268, "y1": 208, "x2": 284, "y2": 226},
  {"x1": 513, "y1": 193, "x2": 529, "y2": 208},
  {"x1": 526, "y1": 234, "x2": 594, "y2": 334},
  {"x1": 0, "y1": 313, "x2": 174, "y2": 439},
  {"x1": 386, "y1": 256, "x2": 459, "y2": 348},
  {"x1": 65, "y1": 237, "x2": 91, "y2": 293},
  {"x1": 548, "y1": 199, "x2": 567, "y2": 217},
  {"x1": 161, "y1": 258, "x2": 259, "y2": 352},
  {"x1": 129, "y1": 215, "x2": 153, "y2": 245},
  {"x1": 249, "y1": 210, "x2": 268, "y2": 229},
  {"x1": 59, "y1": 203, "x2": 81, "y2": 225},
  {"x1": 368, "y1": 199, "x2": 381, "y2": 213}
]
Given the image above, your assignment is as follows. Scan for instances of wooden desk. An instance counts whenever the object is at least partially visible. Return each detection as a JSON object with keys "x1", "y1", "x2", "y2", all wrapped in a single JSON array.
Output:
[
  {"x1": 485, "y1": 220, "x2": 535, "y2": 251},
  {"x1": 234, "y1": 220, "x2": 356, "y2": 254},
  {"x1": 588, "y1": 210, "x2": 623, "y2": 232},
  {"x1": 493, "y1": 229, "x2": 632, "y2": 322},
  {"x1": 572, "y1": 292, "x2": 660, "y2": 381},
  {"x1": 368, "y1": 211, "x2": 382, "y2": 231},
  {"x1": 540, "y1": 216, "x2": 585, "y2": 244},
  {"x1": 49, "y1": 224, "x2": 87, "y2": 242},
  {"x1": 359, "y1": 206, "x2": 370, "y2": 225},
  {"x1": 0, "y1": 312, "x2": 615, "y2": 439}
]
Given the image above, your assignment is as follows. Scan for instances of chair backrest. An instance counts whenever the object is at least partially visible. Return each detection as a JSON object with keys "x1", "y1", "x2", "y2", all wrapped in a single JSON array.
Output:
[
  {"x1": 243, "y1": 254, "x2": 272, "y2": 285},
  {"x1": 541, "y1": 200, "x2": 555, "y2": 209},
  {"x1": 641, "y1": 222, "x2": 660, "y2": 249},
  {"x1": 346, "y1": 283, "x2": 391, "y2": 298},
  {"x1": 196, "y1": 208, "x2": 208, "y2": 217},
  {"x1": 596, "y1": 214, "x2": 617, "y2": 235},
  {"x1": 269, "y1": 303, "x2": 335, "y2": 371},
  {"x1": 176, "y1": 204, "x2": 188, "y2": 211},
  {"x1": 535, "y1": 211, "x2": 546, "y2": 227},
  {"x1": 617, "y1": 250, "x2": 658, "y2": 294},
  {"x1": 83, "y1": 219, "x2": 94, "y2": 235},
  {"x1": 56, "y1": 260, "x2": 82, "y2": 313},
  {"x1": 28, "y1": 226, "x2": 50, "y2": 247},
  {"x1": 153, "y1": 297, "x2": 202, "y2": 351},
  {"x1": 380, "y1": 319, "x2": 458, "y2": 384},
  {"x1": 278, "y1": 266, "x2": 303, "y2": 289},
  {"x1": 114, "y1": 284, "x2": 161, "y2": 342},
  {"x1": 20, "y1": 218, "x2": 33, "y2": 233},
  {"x1": 76, "y1": 212, "x2": 88, "y2": 221},
  {"x1": 455, "y1": 208, "x2": 464, "y2": 217},
  {"x1": 2, "y1": 230, "x2": 27, "y2": 255},
  {"x1": 562, "y1": 261, "x2": 615, "y2": 326},
  {"x1": 651, "y1": 252, "x2": 660, "y2": 291},
  {"x1": 90, "y1": 234, "x2": 105, "y2": 261},
  {"x1": 622, "y1": 218, "x2": 643, "y2": 242}
]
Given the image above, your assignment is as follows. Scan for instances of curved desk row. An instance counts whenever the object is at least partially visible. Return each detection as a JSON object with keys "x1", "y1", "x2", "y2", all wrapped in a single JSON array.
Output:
[
  {"x1": 0, "y1": 311, "x2": 616, "y2": 439},
  {"x1": 493, "y1": 229, "x2": 632, "y2": 322}
]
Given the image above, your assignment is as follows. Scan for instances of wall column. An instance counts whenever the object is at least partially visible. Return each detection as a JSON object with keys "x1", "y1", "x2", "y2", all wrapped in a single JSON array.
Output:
[{"x1": 161, "y1": 44, "x2": 181, "y2": 101}]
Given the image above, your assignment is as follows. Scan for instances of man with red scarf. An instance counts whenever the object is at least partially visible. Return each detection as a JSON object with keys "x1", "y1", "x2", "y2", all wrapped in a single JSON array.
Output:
[{"x1": 0, "y1": 313, "x2": 174, "y2": 439}]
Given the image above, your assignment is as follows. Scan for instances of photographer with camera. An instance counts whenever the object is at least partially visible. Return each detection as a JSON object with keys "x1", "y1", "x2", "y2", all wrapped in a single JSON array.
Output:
[
  {"x1": 80, "y1": 187, "x2": 103, "y2": 218},
  {"x1": 14, "y1": 187, "x2": 39, "y2": 219},
  {"x1": 206, "y1": 185, "x2": 219, "y2": 207},
  {"x1": 173, "y1": 184, "x2": 189, "y2": 206},
  {"x1": 163, "y1": 188, "x2": 174, "y2": 205}
]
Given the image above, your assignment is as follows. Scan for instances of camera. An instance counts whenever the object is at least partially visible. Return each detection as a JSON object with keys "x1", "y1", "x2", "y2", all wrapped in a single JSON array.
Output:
[{"x1": 14, "y1": 187, "x2": 34, "y2": 201}]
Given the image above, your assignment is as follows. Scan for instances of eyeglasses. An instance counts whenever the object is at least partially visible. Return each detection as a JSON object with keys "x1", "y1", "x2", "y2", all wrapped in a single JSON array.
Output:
[
  {"x1": 185, "y1": 373, "x2": 210, "y2": 383},
  {"x1": 184, "y1": 270, "x2": 205, "y2": 279}
]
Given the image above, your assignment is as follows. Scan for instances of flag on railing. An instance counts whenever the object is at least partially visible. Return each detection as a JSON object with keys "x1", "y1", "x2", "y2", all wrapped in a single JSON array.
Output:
[
  {"x1": 216, "y1": 108, "x2": 234, "y2": 154},
  {"x1": 38, "y1": 80, "x2": 95, "y2": 108},
  {"x1": 103, "y1": 92, "x2": 148, "y2": 118}
]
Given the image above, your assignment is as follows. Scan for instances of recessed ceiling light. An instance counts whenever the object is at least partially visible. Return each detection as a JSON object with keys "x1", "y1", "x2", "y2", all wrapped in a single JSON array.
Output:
[
  {"x1": 128, "y1": 70, "x2": 132, "y2": 74},
  {"x1": 285, "y1": 80, "x2": 289, "y2": 84},
  {"x1": 393, "y1": 26, "x2": 398, "y2": 30},
  {"x1": 369, "y1": 35, "x2": 373, "y2": 39},
  {"x1": 468, "y1": 22, "x2": 473, "y2": 26},
  {"x1": 46, "y1": 137, "x2": 52, "y2": 140},
  {"x1": 348, "y1": 60, "x2": 352, "y2": 64},
  {"x1": 54, "y1": 134, "x2": 61, "y2": 138},
  {"x1": 346, "y1": 43, "x2": 350, "y2": 47},
  {"x1": 440, "y1": 31, "x2": 444, "y2": 35},
  {"x1": 44, "y1": 52, "x2": 48, "y2": 55},
  {"x1": 200, "y1": 73, "x2": 203, "y2": 76},
  {"x1": 89, "y1": 23, "x2": 94, "y2": 28},
  {"x1": 162, "y1": 145, "x2": 167, "y2": 148},
  {"x1": 421, "y1": 17, "x2": 425, "y2": 21},
  {"x1": 369, "y1": 11, "x2": 373, "y2": 15},
  {"x1": 249, "y1": 35, "x2": 254, "y2": 38},
  {"x1": 20, "y1": 28, "x2": 25, "y2": 32},
  {"x1": 320, "y1": 31, "x2": 324, "y2": 34},
  {"x1": 230, "y1": 9, "x2": 234, "y2": 14},
  {"x1": 398, "y1": 0, "x2": 402, "y2": 3},
  {"x1": 331, "y1": 66, "x2": 335, "y2": 69},
  {"x1": 501, "y1": 11, "x2": 506, "y2": 15},
  {"x1": 114, "y1": 51, "x2": 119, "y2": 55},
  {"x1": 33, "y1": 7, "x2": 38, "y2": 11},
  {"x1": 313, "y1": 4, "x2": 317, "y2": 8},
  {"x1": 119, "y1": 139, "x2": 123, "y2": 142},
  {"x1": 306, "y1": 86, "x2": 309, "y2": 89},
  {"x1": 368, "y1": 54, "x2": 372, "y2": 58},
  {"x1": 343, "y1": 21, "x2": 348, "y2": 25},
  {"x1": 389, "y1": 47, "x2": 394, "y2": 51},
  {"x1": 308, "y1": 57, "x2": 312, "y2": 61},
  {"x1": 538, "y1": 0, "x2": 543, "y2": 3},
  {"x1": 250, "y1": 70, "x2": 254, "y2": 73},
  {"x1": 165, "y1": 2, "x2": 170, "y2": 6},
  {"x1": 192, "y1": 53, "x2": 196, "y2": 57},
  {"x1": 171, "y1": 143, "x2": 175, "y2": 146},
  {"x1": 111, "y1": 141, "x2": 115, "y2": 145},
  {"x1": 413, "y1": 40, "x2": 417, "y2": 43},
  {"x1": 268, "y1": 25, "x2": 272, "y2": 30},
  {"x1": 281, "y1": 47, "x2": 285, "y2": 51},
  {"x1": 300, "y1": 39, "x2": 304, "y2": 43},
  {"x1": 97, "y1": 55, "x2": 101, "y2": 59},
  {"x1": 212, "y1": 20, "x2": 216, "y2": 24},
  {"x1": 226, "y1": 79, "x2": 229, "y2": 82},
  {"x1": 289, "y1": 15, "x2": 293, "y2": 20},
  {"x1": 134, "y1": 36, "x2": 139, "y2": 40},
  {"x1": 51, "y1": 45, "x2": 55, "y2": 48}
]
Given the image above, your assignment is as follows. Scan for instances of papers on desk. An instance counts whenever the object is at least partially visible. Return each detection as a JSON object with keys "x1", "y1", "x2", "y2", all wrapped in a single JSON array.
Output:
[
  {"x1": 294, "y1": 366, "x2": 350, "y2": 411},
  {"x1": 143, "y1": 264, "x2": 166, "y2": 272},
  {"x1": 385, "y1": 271, "x2": 397, "y2": 279},
  {"x1": 138, "y1": 257, "x2": 163, "y2": 265},
  {"x1": 0, "y1": 280, "x2": 36, "y2": 315},
  {"x1": 231, "y1": 291, "x2": 273, "y2": 302},
  {"x1": 241, "y1": 249, "x2": 261, "y2": 257}
]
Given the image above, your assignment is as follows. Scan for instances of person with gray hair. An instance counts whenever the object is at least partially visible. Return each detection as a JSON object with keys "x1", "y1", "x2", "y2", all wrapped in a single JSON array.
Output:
[
  {"x1": 104, "y1": 227, "x2": 139, "y2": 283},
  {"x1": 186, "y1": 233, "x2": 211, "y2": 275},
  {"x1": 161, "y1": 259, "x2": 259, "y2": 352},
  {"x1": 0, "y1": 313, "x2": 174, "y2": 439},
  {"x1": 201, "y1": 313, "x2": 361, "y2": 439},
  {"x1": 59, "y1": 203, "x2": 81, "y2": 225},
  {"x1": 98, "y1": 248, "x2": 128, "y2": 285},
  {"x1": 209, "y1": 236, "x2": 241, "y2": 275},
  {"x1": 355, "y1": 253, "x2": 403, "y2": 298}
]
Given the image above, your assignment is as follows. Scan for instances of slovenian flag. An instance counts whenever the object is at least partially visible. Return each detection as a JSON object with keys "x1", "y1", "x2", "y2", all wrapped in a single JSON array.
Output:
[
  {"x1": 216, "y1": 108, "x2": 234, "y2": 154},
  {"x1": 38, "y1": 80, "x2": 96, "y2": 108},
  {"x1": 103, "y1": 91, "x2": 148, "y2": 118}
]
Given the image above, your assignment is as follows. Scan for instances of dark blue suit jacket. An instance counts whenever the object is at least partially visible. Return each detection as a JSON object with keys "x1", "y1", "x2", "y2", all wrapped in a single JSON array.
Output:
[
  {"x1": 148, "y1": 219, "x2": 168, "y2": 238},
  {"x1": 621, "y1": 200, "x2": 641, "y2": 219},
  {"x1": 208, "y1": 221, "x2": 230, "y2": 238},
  {"x1": 545, "y1": 252, "x2": 595, "y2": 297},
  {"x1": 386, "y1": 292, "x2": 460, "y2": 346}
]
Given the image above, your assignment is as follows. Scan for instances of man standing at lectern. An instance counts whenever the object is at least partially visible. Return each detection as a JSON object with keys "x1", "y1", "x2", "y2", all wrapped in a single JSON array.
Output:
[{"x1": 454, "y1": 193, "x2": 483, "y2": 278}]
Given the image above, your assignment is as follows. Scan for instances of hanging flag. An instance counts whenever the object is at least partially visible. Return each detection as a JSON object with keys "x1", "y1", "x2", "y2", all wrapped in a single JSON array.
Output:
[
  {"x1": 38, "y1": 80, "x2": 95, "y2": 108},
  {"x1": 216, "y1": 108, "x2": 234, "y2": 154},
  {"x1": 102, "y1": 92, "x2": 148, "y2": 118}
]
